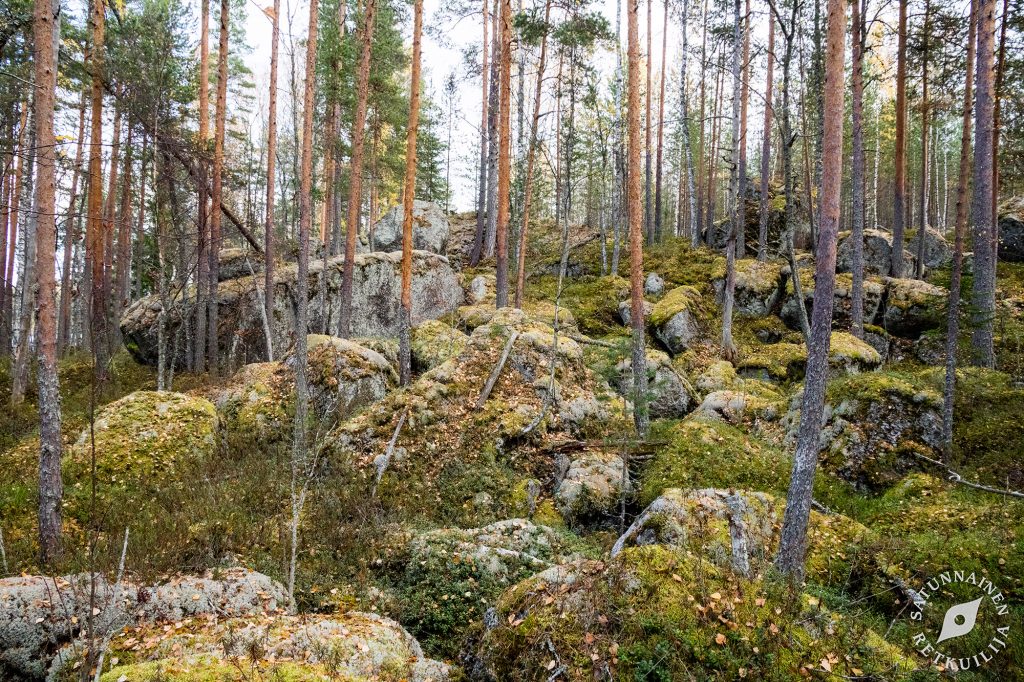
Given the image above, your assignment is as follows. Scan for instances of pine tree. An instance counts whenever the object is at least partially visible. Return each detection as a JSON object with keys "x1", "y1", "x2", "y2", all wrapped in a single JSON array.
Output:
[
  {"x1": 627, "y1": 0, "x2": 649, "y2": 437},
  {"x1": 399, "y1": 0, "x2": 424, "y2": 384},
  {"x1": 777, "y1": 0, "x2": 846, "y2": 578}
]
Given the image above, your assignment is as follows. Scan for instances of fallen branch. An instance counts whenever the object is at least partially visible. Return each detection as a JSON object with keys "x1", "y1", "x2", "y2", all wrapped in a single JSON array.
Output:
[
  {"x1": 912, "y1": 452, "x2": 1024, "y2": 500},
  {"x1": 373, "y1": 408, "x2": 409, "y2": 496},
  {"x1": 564, "y1": 332, "x2": 617, "y2": 348},
  {"x1": 476, "y1": 331, "x2": 520, "y2": 409}
]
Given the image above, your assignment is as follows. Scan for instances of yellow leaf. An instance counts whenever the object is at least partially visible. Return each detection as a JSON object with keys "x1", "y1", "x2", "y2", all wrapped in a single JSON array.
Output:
[{"x1": 715, "y1": 633, "x2": 727, "y2": 645}]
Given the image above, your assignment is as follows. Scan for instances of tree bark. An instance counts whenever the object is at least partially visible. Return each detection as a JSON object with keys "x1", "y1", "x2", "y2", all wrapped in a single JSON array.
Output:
[
  {"x1": 644, "y1": 0, "x2": 653, "y2": 244},
  {"x1": 679, "y1": 0, "x2": 698, "y2": 246},
  {"x1": 776, "y1": 0, "x2": 845, "y2": 579},
  {"x1": 850, "y1": 0, "x2": 865, "y2": 337},
  {"x1": 399, "y1": 0, "x2": 423, "y2": 385},
  {"x1": 653, "y1": 0, "x2": 668, "y2": 241},
  {"x1": 289, "y1": 0, "x2": 319, "y2": 604},
  {"x1": 914, "y1": 0, "x2": 930, "y2": 280},
  {"x1": 58, "y1": 92, "x2": 87, "y2": 354},
  {"x1": 514, "y1": 0, "x2": 552, "y2": 308},
  {"x1": 494, "y1": 0, "x2": 512, "y2": 307},
  {"x1": 627, "y1": 0, "x2": 649, "y2": 437},
  {"x1": 33, "y1": 0, "x2": 62, "y2": 566},
  {"x1": 470, "y1": 0, "x2": 490, "y2": 267},
  {"x1": 890, "y1": 0, "x2": 908, "y2": 277},
  {"x1": 970, "y1": 0, "x2": 996, "y2": 367},
  {"x1": 736, "y1": 0, "x2": 750, "y2": 256},
  {"x1": 86, "y1": 0, "x2": 106, "y2": 368},
  {"x1": 115, "y1": 126, "x2": 134, "y2": 318},
  {"x1": 195, "y1": 0, "x2": 211, "y2": 371},
  {"x1": 264, "y1": 0, "x2": 280, "y2": 361},
  {"x1": 943, "y1": 0, "x2": 977, "y2": 459},
  {"x1": 339, "y1": 0, "x2": 377, "y2": 338},
  {"x1": 756, "y1": 16, "x2": 774, "y2": 261},
  {"x1": 207, "y1": 0, "x2": 229, "y2": 375},
  {"x1": 722, "y1": 0, "x2": 743, "y2": 358},
  {"x1": 990, "y1": 0, "x2": 1008, "y2": 256}
]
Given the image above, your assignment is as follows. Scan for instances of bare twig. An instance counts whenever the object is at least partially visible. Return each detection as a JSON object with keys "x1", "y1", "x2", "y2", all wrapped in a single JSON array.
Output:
[
  {"x1": 372, "y1": 407, "x2": 409, "y2": 495},
  {"x1": 476, "y1": 331, "x2": 520, "y2": 409},
  {"x1": 912, "y1": 452, "x2": 1024, "y2": 500},
  {"x1": 93, "y1": 528, "x2": 130, "y2": 682}
]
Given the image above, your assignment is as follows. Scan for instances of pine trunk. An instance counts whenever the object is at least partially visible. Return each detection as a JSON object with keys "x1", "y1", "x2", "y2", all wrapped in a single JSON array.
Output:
[
  {"x1": 33, "y1": 0, "x2": 63, "y2": 565},
  {"x1": 514, "y1": 0, "x2": 552, "y2": 308},
  {"x1": 399, "y1": 0, "x2": 423, "y2": 385},
  {"x1": 207, "y1": 0, "x2": 229, "y2": 375},
  {"x1": 891, "y1": 0, "x2": 908, "y2": 276},
  {"x1": 339, "y1": 0, "x2": 377, "y2": 337},
  {"x1": 776, "y1": 0, "x2": 846, "y2": 578},
  {"x1": 943, "y1": 0, "x2": 977, "y2": 458},
  {"x1": 850, "y1": 0, "x2": 865, "y2": 337},
  {"x1": 627, "y1": 0, "x2": 649, "y2": 437},
  {"x1": 756, "y1": 16, "x2": 774, "y2": 261},
  {"x1": 970, "y1": 0, "x2": 996, "y2": 367},
  {"x1": 264, "y1": 0, "x2": 280, "y2": 361}
]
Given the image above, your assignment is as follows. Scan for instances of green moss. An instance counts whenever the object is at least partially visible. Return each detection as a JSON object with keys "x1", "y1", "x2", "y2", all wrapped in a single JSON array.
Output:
[
  {"x1": 527, "y1": 275, "x2": 631, "y2": 337},
  {"x1": 639, "y1": 419, "x2": 853, "y2": 512},
  {"x1": 649, "y1": 285, "x2": 702, "y2": 327},
  {"x1": 737, "y1": 342, "x2": 807, "y2": 380},
  {"x1": 100, "y1": 658, "x2": 363, "y2": 682},
  {"x1": 471, "y1": 545, "x2": 928, "y2": 681},
  {"x1": 65, "y1": 391, "x2": 218, "y2": 490},
  {"x1": 411, "y1": 319, "x2": 468, "y2": 371},
  {"x1": 824, "y1": 366, "x2": 941, "y2": 408}
]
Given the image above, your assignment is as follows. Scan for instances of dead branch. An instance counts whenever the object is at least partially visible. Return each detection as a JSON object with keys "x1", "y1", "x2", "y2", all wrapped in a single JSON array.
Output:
[
  {"x1": 476, "y1": 331, "x2": 520, "y2": 409},
  {"x1": 912, "y1": 452, "x2": 1024, "y2": 500}
]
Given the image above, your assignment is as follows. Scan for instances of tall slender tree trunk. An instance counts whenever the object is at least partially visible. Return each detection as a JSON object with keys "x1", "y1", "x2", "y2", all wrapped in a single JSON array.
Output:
[
  {"x1": 704, "y1": 51, "x2": 724, "y2": 247},
  {"x1": 680, "y1": 0, "x2": 698, "y2": 246},
  {"x1": 756, "y1": 15, "x2": 774, "y2": 261},
  {"x1": 339, "y1": 0, "x2": 377, "y2": 337},
  {"x1": 494, "y1": 0, "x2": 512, "y2": 307},
  {"x1": 891, "y1": 0, "x2": 908, "y2": 276},
  {"x1": 12, "y1": 113, "x2": 37, "y2": 405},
  {"x1": 207, "y1": 0, "x2": 229, "y2": 374},
  {"x1": 970, "y1": 0, "x2": 996, "y2": 367},
  {"x1": 195, "y1": 0, "x2": 211, "y2": 371},
  {"x1": 264, "y1": 0, "x2": 280, "y2": 361},
  {"x1": 133, "y1": 134, "x2": 148, "y2": 301},
  {"x1": 399, "y1": 0, "x2": 423, "y2": 385},
  {"x1": 483, "y1": 0, "x2": 500, "y2": 258},
  {"x1": 653, "y1": 0, "x2": 668, "y2": 241},
  {"x1": 914, "y1": 0, "x2": 930, "y2": 280},
  {"x1": 611, "y1": 0, "x2": 624, "y2": 274},
  {"x1": 33, "y1": 0, "x2": 62, "y2": 566},
  {"x1": 850, "y1": 0, "x2": 866, "y2": 337},
  {"x1": 776, "y1": 0, "x2": 846, "y2": 579},
  {"x1": 115, "y1": 127, "x2": 134, "y2": 317},
  {"x1": 736, "y1": 0, "x2": 750, "y2": 256},
  {"x1": 470, "y1": 0, "x2": 490, "y2": 267},
  {"x1": 943, "y1": 0, "x2": 977, "y2": 459},
  {"x1": 990, "y1": 0, "x2": 1008, "y2": 255},
  {"x1": 288, "y1": 0, "x2": 318, "y2": 604},
  {"x1": 58, "y1": 93, "x2": 86, "y2": 354},
  {"x1": 5, "y1": 106, "x2": 29, "y2": 355},
  {"x1": 514, "y1": 0, "x2": 552, "y2": 308},
  {"x1": 721, "y1": 0, "x2": 743, "y2": 358},
  {"x1": 627, "y1": 0, "x2": 649, "y2": 437},
  {"x1": 644, "y1": 0, "x2": 653, "y2": 244},
  {"x1": 86, "y1": 0, "x2": 107, "y2": 370}
]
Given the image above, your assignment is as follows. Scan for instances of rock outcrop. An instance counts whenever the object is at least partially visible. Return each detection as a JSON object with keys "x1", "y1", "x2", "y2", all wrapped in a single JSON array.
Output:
[
  {"x1": 998, "y1": 196, "x2": 1024, "y2": 262},
  {"x1": 612, "y1": 349, "x2": 691, "y2": 418},
  {"x1": 121, "y1": 251, "x2": 463, "y2": 370},
  {"x1": 371, "y1": 200, "x2": 451, "y2": 254},
  {"x1": 0, "y1": 568, "x2": 288, "y2": 680}
]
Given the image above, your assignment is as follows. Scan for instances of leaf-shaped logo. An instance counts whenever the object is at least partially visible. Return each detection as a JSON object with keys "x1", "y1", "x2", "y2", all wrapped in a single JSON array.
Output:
[{"x1": 936, "y1": 597, "x2": 983, "y2": 643}]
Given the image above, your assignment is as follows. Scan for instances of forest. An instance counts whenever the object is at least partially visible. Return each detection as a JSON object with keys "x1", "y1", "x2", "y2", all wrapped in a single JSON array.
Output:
[{"x1": 0, "y1": 0, "x2": 1023, "y2": 677}]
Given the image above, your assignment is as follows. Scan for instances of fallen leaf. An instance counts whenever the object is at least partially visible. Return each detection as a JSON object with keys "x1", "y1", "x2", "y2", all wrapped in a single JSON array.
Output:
[{"x1": 715, "y1": 633, "x2": 727, "y2": 645}]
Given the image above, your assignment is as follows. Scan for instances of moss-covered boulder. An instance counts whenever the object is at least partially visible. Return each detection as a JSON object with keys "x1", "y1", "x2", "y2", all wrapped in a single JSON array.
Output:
[
  {"x1": 397, "y1": 519, "x2": 576, "y2": 659},
  {"x1": 98, "y1": 612, "x2": 453, "y2": 682},
  {"x1": 555, "y1": 450, "x2": 628, "y2": 524},
  {"x1": 649, "y1": 285, "x2": 703, "y2": 354},
  {"x1": 612, "y1": 488, "x2": 873, "y2": 585},
  {"x1": 612, "y1": 349, "x2": 691, "y2": 418},
  {"x1": 464, "y1": 545, "x2": 925, "y2": 681},
  {"x1": 781, "y1": 270, "x2": 885, "y2": 332},
  {"x1": 836, "y1": 228, "x2": 917, "y2": 275},
  {"x1": 711, "y1": 258, "x2": 785, "y2": 317},
  {"x1": 695, "y1": 360, "x2": 738, "y2": 393},
  {"x1": 784, "y1": 370, "x2": 943, "y2": 490},
  {"x1": 691, "y1": 390, "x2": 777, "y2": 424},
  {"x1": 737, "y1": 333, "x2": 880, "y2": 383},
  {"x1": 412, "y1": 319, "x2": 469, "y2": 372},
  {"x1": 882, "y1": 277, "x2": 947, "y2": 338},
  {"x1": 208, "y1": 361, "x2": 290, "y2": 441},
  {"x1": 66, "y1": 391, "x2": 218, "y2": 492}
]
